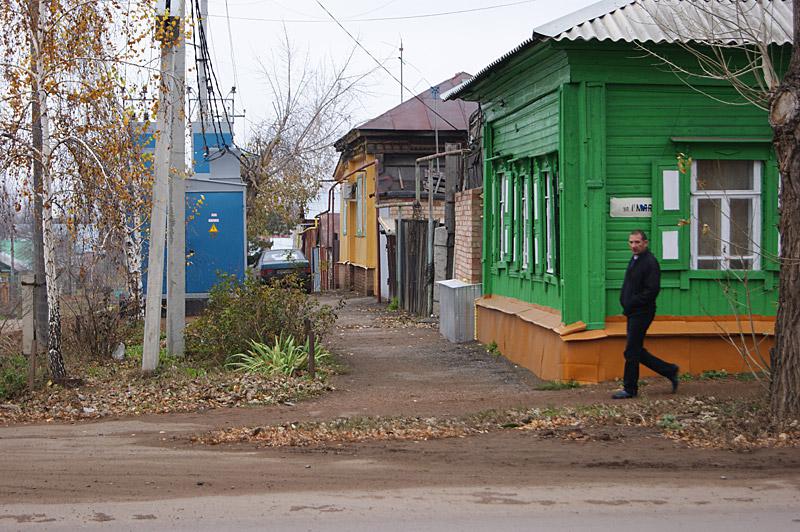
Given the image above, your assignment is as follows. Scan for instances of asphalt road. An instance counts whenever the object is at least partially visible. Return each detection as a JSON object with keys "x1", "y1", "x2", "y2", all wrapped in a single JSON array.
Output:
[{"x1": 2, "y1": 483, "x2": 799, "y2": 531}]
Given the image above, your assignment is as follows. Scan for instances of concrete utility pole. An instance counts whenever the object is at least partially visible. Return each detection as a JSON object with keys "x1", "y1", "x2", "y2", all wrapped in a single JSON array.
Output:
[
  {"x1": 143, "y1": 0, "x2": 185, "y2": 372},
  {"x1": 166, "y1": 4, "x2": 186, "y2": 357},
  {"x1": 29, "y1": 0, "x2": 48, "y2": 349}
]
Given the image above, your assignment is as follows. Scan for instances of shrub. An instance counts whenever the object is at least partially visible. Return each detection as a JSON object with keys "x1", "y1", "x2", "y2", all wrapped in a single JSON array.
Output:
[
  {"x1": 62, "y1": 289, "x2": 134, "y2": 360},
  {"x1": 387, "y1": 297, "x2": 399, "y2": 311},
  {"x1": 226, "y1": 334, "x2": 331, "y2": 377},
  {"x1": 186, "y1": 275, "x2": 336, "y2": 362},
  {"x1": 0, "y1": 354, "x2": 27, "y2": 400}
]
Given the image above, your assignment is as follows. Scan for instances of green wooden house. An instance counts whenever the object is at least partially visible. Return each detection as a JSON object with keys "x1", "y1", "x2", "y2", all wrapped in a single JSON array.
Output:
[{"x1": 445, "y1": 0, "x2": 789, "y2": 383}]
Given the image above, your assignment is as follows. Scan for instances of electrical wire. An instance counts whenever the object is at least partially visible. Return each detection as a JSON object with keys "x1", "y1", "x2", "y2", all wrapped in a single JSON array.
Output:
[
  {"x1": 206, "y1": 0, "x2": 538, "y2": 23},
  {"x1": 315, "y1": 1, "x2": 460, "y2": 131},
  {"x1": 193, "y1": 0, "x2": 244, "y2": 162},
  {"x1": 189, "y1": 0, "x2": 210, "y2": 155},
  {"x1": 224, "y1": 0, "x2": 240, "y2": 94}
]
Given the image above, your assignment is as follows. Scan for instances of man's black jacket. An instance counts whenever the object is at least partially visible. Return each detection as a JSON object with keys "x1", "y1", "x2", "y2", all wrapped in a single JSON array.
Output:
[{"x1": 619, "y1": 249, "x2": 660, "y2": 316}]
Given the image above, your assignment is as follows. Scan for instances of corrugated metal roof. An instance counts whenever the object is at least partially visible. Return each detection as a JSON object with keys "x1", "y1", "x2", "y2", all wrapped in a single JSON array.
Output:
[
  {"x1": 444, "y1": 0, "x2": 793, "y2": 100},
  {"x1": 357, "y1": 72, "x2": 477, "y2": 132},
  {"x1": 545, "y1": 0, "x2": 793, "y2": 44}
]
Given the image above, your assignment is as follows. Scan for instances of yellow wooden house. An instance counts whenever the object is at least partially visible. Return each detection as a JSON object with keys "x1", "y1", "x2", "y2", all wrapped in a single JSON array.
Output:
[{"x1": 334, "y1": 73, "x2": 476, "y2": 297}]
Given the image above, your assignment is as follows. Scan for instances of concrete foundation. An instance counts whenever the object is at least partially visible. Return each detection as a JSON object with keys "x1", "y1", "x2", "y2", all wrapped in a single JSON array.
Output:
[{"x1": 476, "y1": 295, "x2": 774, "y2": 383}]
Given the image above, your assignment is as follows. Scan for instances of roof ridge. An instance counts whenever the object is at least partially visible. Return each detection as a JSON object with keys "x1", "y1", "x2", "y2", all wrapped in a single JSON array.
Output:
[{"x1": 533, "y1": 0, "x2": 636, "y2": 37}]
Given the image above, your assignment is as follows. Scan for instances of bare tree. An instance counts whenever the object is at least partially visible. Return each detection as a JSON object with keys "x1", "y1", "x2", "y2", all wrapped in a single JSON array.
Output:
[
  {"x1": 242, "y1": 30, "x2": 373, "y2": 240},
  {"x1": 638, "y1": 0, "x2": 799, "y2": 419}
]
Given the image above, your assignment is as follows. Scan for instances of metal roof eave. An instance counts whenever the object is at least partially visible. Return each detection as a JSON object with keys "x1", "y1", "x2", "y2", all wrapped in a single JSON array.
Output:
[{"x1": 442, "y1": 37, "x2": 539, "y2": 101}]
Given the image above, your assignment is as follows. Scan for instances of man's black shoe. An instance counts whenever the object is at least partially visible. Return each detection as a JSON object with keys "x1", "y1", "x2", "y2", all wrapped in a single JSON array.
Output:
[
  {"x1": 611, "y1": 390, "x2": 637, "y2": 400},
  {"x1": 669, "y1": 366, "x2": 680, "y2": 394}
]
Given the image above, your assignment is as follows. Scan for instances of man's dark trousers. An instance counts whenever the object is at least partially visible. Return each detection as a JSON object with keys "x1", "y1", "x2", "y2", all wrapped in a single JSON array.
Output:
[{"x1": 623, "y1": 310, "x2": 676, "y2": 395}]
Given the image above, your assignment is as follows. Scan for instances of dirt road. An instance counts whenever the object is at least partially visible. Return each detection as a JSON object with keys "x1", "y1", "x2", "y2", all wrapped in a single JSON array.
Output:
[{"x1": 0, "y1": 295, "x2": 798, "y2": 529}]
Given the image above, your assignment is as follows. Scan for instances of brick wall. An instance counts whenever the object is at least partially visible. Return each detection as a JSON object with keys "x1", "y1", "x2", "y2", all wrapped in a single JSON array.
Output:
[
  {"x1": 351, "y1": 265, "x2": 375, "y2": 296},
  {"x1": 380, "y1": 200, "x2": 445, "y2": 222},
  {"x1": 454, "y1": 187, "x2": 483, "y2": 284}
]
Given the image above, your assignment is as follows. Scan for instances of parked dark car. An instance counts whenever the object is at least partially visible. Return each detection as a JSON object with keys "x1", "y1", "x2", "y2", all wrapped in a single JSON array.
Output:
[{"x1": 258, "y1": 248, "x2": 312, "y2": 291}]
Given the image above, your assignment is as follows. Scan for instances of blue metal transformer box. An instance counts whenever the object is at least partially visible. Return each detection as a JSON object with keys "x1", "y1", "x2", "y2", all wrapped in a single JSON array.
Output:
[{"x1": 142, "y1": 122, "x2": 247, "y2": 298}]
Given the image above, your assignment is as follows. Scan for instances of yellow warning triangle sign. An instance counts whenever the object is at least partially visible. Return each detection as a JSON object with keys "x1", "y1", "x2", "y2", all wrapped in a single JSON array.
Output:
[{"x1": 209, "y1": 223, "x2": 218, "y2": 234}]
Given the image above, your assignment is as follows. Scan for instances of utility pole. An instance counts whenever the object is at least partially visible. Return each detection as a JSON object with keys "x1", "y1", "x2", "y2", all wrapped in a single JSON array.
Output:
[
  {"x1": 143, "y1": 0, "x2": 184, "y2": 372},
  {"x1": 29, "y1": 0, "x2": 48, "y2": 349},
  {"x1": 399, "y1": 39, "x2": 404, "y2": 103},
  {"x1": 166, "y1": 2, "x2": 186, "y2": 357}
]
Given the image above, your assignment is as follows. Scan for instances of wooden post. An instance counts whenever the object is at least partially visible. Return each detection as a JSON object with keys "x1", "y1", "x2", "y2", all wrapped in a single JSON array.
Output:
[{"x1": 20, "y1": 272, "x2": 36, "y2": 389}]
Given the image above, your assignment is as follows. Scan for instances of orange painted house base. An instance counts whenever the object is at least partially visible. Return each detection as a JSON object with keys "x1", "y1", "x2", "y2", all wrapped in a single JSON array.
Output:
[{"x1": 476, "y1": 296, "x2": 774, "y2": 383}]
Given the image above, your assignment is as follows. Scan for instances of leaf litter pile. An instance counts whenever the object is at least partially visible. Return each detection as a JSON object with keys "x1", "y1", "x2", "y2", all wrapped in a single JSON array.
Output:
[
  {"x1": 0, "y1": 357, "x2": 331, "y2": 425},
  {"x1": 194, "y1": 395, "x2": 799, "y2": 451}
]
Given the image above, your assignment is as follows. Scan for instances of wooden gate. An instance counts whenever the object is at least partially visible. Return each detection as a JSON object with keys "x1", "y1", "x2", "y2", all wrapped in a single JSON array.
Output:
[{"x1": 399, "y1": 220, "x2": 428, "y2": 316}]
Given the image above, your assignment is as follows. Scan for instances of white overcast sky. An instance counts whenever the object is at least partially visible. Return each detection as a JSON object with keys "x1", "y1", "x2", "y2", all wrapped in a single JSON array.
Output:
[{"x1": 200, "y1": 0, "x2": 598, "y2": 143}]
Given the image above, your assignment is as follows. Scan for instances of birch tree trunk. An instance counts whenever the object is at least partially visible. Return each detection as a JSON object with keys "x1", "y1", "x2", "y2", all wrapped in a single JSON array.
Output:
[
  {"x1": 34, "y1": 0, "x2": 66, "y2": 381},
  {"x1": 767, "y1": 1, "x2": 800, "y2": 421},
  {"x1": 123, "y1": 215, "x2": 144, "y2": 319}
]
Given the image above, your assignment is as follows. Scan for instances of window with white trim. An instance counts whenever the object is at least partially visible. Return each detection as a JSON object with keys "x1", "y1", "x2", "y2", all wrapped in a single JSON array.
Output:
[
  {"x1": 341, "y1": 191, "x2": 348, "y2": 235},
  {"x1": 513, "y1": 176, "x2": 520, "y2": 264},
  {"x1": 356, "y1": 173, "x2": 365, "y2": 236},
  {"x1": 522, "y1": 175, "x2": 529, "y2": 270},
  {"x1": 691, "y1": 160, "x2": 761, "y2": 270},
  {"x1": 544, "y1": 170, "x2": 559, "y2": 274},
  {"x1": 499, "y1": 173, "x2": 508, "y2": 259}
]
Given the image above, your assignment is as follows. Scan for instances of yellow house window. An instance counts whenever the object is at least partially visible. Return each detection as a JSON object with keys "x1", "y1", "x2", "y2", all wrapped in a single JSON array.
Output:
[
  {"x1": 341, "y1": 191, "x2": 347, "y2": 236},
  {"x1": 356, "y1": 173, "x2": 366, "y2": 236}
]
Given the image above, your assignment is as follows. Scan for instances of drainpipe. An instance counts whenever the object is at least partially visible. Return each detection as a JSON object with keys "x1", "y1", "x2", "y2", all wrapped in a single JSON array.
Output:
[
  {"x1": 319, "y1": 181, "x2": 339, "y2": 290},
  {"x1": 375, "y1": 206, "x2": 381, "y2": 303},
  {"x1": 427, "y1": 159, "x2": 434, "y2": 316}
]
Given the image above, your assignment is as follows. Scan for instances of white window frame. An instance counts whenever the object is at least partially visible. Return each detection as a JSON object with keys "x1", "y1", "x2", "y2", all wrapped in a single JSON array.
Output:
[
  {"x1": 690, "y1": 160, "x2": 762, "y2": 271},
  {"x1": 341, "y1": 192, "x2": 348, "y2": 235},
  {"x1": 513, "y1": 176, "x2": 519, "y2": 264},
  {"x1": 522, "y1": 175, "x2": 529, "y2": 270},
  {"x1": 544, "y1": 170, "x2": 555, "y2": 274},
  {"x1": 533, "y1": 177, "x2": 539, "y2": 268},
  {"x1": 499, "y1": 173, "x2": 507, "y2": 259},
  {"x1": 356, "y1": 173, "x2": 365, "y2": 237}
]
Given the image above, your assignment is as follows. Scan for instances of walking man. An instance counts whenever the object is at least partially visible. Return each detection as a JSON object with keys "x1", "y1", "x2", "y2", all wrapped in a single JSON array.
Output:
[{"x1": 612, "y1": 230, "x2": 680, "y2": 399}]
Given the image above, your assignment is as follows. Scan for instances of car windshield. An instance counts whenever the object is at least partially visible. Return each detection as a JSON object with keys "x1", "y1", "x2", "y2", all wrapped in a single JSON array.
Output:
[{"x1": 261, "y1": 249, "x2": 306, "y2": 263}]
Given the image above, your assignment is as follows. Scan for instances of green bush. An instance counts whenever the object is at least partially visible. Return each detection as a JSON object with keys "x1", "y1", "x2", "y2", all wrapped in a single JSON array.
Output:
[
  {"x1": 0, "y1": 354, "x2": 27, "y2": 400},
  {"x1": 226, "y1": 334, "x2": 331, "y2": 377},
  {"x1": 186, "y1": 275, "x2": 336, "y2": 362},
  {"x1": 387, "y1": 297, "x2": 399, "y2": 311}
]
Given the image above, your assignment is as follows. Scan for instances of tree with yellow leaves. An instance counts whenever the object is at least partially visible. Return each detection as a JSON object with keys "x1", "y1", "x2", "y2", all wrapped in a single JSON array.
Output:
[{"x1": 0, "y1": 0, "x2": 153, "y2": 381}]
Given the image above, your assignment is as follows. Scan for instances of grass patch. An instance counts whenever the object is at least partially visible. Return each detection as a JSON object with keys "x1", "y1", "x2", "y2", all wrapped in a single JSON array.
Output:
[
  {"x1": 0, "y1": 354, "x2": 27, "y2": 401},
  {"x1": 485, "y1": 341, "x2": 500, "y2": 357},
  {"x1": 699, "y1": 369, "x2": 729, "y2": 380},
  {"x1": 536, "y1": 380, "x2": 582, "y2": 391}
]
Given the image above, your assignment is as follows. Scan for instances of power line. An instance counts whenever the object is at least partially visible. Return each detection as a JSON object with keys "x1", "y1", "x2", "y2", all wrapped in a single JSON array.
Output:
[
  {"x1": 315, "y1": 1, "x2": 460, "y2": 132},
  {"x1": 224, "y1": 0, "x2": 240, "y2": 93},
  {"x1": 206, "y1": 0, "x2": 537, "y2": 23}
]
